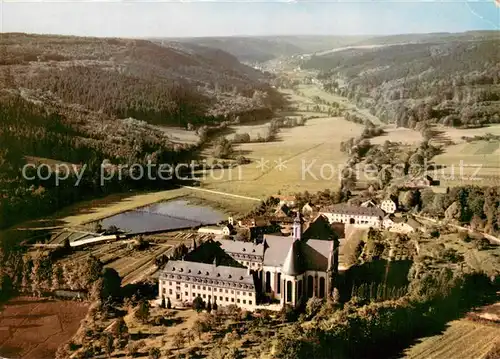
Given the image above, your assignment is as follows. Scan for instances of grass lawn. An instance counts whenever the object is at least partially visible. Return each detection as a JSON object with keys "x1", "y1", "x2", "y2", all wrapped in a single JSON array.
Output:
[{"x1": 435, "y1": 124, "x2": 500, "y2": 143}]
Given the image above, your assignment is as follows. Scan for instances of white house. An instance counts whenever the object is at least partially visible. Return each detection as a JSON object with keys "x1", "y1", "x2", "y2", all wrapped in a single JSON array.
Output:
[
  {"x1": 301, "y1": 203, "x2": 315, "y2": 217},
  {"x1": 198, "y1": 225, "x2": 234, "y2": 236},
  {"x1": 379, "y1": 199, "x2": 397, "y2": 214}
]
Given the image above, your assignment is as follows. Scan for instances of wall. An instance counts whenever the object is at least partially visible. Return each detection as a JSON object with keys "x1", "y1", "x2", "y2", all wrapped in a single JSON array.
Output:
[{"x1": 159, "y1": 279, "x2": 257, "y2": 311}]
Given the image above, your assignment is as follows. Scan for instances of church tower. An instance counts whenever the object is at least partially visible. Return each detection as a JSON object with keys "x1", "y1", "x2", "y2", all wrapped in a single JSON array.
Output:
[{"x1": 293, "y1": 212, "x2": 302, "y2": 241}]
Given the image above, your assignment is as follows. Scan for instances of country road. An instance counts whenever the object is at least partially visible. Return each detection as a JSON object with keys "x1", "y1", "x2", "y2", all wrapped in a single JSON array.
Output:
[{"x1": 414, "y1": 214, "x2": 500, "y2": 245}]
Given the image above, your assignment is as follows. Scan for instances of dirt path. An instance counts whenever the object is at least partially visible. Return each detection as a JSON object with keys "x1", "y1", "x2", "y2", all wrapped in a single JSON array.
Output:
[
  {"x1": 181, "y1": 185, "x2": 261, "y2": 202},
  {"x1": 414, "y1": 214, "x2": 500, "y2": 245}
]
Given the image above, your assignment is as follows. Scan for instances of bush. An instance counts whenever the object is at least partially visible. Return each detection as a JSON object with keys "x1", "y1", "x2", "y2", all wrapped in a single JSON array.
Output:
[
  {"x1": 279, "y1": 304, "x2": 298, "y2": 323},
  {"x1": 148, "y1": 347, "x2": 161, "y2": 359},
  {"x1": 236, "y1": 156, "x2": 250, "y2": 165},
  {"x1": 429, "y1": 228, "x2": 440, "y2": 238},
  {"x1": 193, "y1": 296, "x2": 205, "y2": 312},
  {"x1": 458, "y1": 231, "x2": 471, "y2": 242},
  {"x1": 473, "y1": 238, "x2": 490, "y2": 250},
  {"x1": 305, "y1": 297, "x2": 323, "y2": 318},
  {"x1": 134, "y1": 299, "x2": 150, "y2": 323},
  {"x1": 127, "y1": 342, "x2": 140, "y2": 357},
  {"x1": 240, "y1": 310, "x2": 253, "y2": 321},
  {"x1": 233, "y1": 132, "x2": 251, "y2": 143}
]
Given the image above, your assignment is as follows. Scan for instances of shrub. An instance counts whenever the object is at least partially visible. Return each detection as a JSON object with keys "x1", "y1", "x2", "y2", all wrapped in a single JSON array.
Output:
[
  {"x1": 233, "y1": 132, "x2": 251, "y2": 143},
  {"x1": 458, "y1": 231, "x2": 471, "y2": 242},
  {"x1": 134, "y1": 299, "x2": 150, "y2": 323},
  {"x1": 306, "y1": 297, "x2": 323, "y2": 318},
  {"x1": 240, "y1": 310, "x2": 253, "y2": 321},
  {"x1": 193, "y1": 296, "x2": 205, "y2": 312},
  {"x1": 473, "y1": 238, "x2": 490, "y2": 250},
  {"x1": 279, "y1": 304, "x2": 297, "y2": 323},
  {"x1": 127, "y1": 342, "x2": 140, "y2": 357},
  {"x1": 148, "y1": 347, "x2": 161, "y2": 359},
  {"x1": 236, "y1": 156, "x2": 250, "y2": 165}
]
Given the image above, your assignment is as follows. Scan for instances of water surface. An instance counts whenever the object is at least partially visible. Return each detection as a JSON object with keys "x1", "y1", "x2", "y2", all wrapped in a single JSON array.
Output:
[{"x1": 100, "y1": 199, "x2": 225, "y2": 234}]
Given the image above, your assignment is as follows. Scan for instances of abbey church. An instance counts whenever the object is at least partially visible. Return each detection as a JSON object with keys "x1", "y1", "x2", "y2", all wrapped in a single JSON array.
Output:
[{"x1": 159, "y1": 213, "x2": 338, "y2": 310}]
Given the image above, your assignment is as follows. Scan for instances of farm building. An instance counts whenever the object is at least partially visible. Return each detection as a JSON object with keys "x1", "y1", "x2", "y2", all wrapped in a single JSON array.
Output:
[
  {"x1": 198, "y1": 224, "x2": 234, "y2": 236},
  {"x1": 383, "y1": 215, "x2": 422, "y2": 233},
  {"x1": 403, "y1": 175, "x2": 439, "y2": 189},
  {"x1": 274, "y1": 203, "x2": 292, "y2": 218},
  {"x1": 319, "y1": 204, "x2": 384, "y2": 228},
  {"x1": 273, "y1": 194, "x2": 296, "y2": 207},
  {"x1": 159, "y1": 213, "x2": 337, "y2": 311}
]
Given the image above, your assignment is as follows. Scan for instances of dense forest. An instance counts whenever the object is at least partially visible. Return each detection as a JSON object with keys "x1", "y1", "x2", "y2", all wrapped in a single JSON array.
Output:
[
  {"x1": 1, "y1": 33, "x2": 283, "y2": 125},
  {"x1": 304, "y1": 32, "x2": 500, "y2": 128}
]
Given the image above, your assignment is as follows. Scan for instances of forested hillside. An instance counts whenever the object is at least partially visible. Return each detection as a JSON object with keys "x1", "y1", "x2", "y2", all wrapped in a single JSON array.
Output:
[
  {"x1": 1, "y1": 33, "x2": 282, "y2": 124},
  {"x1": 172, "y1": 35, "x2": 371, "y2": 63},
  {"x1": 303, "y1": 32, "x2": 500, "y2": 128},
  {"x1": 0, "y1": 33, "x2": 282, "y2": 229}
]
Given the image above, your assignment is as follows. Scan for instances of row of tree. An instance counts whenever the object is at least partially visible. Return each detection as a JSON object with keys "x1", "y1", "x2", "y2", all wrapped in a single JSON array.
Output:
[{"x1": 0, "y1": 244, "x2": 121, "y2": 303}]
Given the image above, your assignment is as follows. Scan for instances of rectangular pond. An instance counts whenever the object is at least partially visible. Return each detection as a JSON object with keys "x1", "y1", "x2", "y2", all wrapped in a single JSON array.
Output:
[{"x1": 99, "y1": 199, "x2": 226, "y2": 235}]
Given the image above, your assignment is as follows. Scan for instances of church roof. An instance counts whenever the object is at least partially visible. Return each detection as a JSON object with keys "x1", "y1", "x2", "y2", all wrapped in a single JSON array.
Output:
[
  {"x1": 216, "y1": 239, "x2": 265, "y2": 259},
  {"x1": 263, "y1": 235, "x2": 333, "y2": 273},
  {"x1": 282, "y1": 240, "x2": 302, "y2": 276}
]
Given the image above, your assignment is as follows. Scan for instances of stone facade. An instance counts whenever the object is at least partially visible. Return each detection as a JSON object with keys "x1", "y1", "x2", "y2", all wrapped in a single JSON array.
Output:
[
  {"x1": 159, "y1": 213, "x2": 337, "y2": 311},
  {"x1": 159, "y1": 261, "x2": 257, "y2": 311}
]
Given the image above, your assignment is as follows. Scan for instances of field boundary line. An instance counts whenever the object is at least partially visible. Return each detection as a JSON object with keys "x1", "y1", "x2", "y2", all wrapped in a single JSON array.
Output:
[
  {"x1": 181, "y1": 185, "x2": 261, "y2": 202},
  {"x1": 252, "y1": 141, "x2": 327, "y2": 181}
]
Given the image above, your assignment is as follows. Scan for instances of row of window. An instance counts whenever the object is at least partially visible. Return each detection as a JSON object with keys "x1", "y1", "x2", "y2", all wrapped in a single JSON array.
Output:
[
  {"x1": 168, "y1": 282, "x2": 252, "y2": 296},
  {"x1": 331, "y1": 214, "x2": 377, "y2": 219},
  {"x1": 238, "y1": 260, "x2": 261, "y2": 267},
  {"x1": 171, "y1": 292, "x2": 254, "y2": 306}
]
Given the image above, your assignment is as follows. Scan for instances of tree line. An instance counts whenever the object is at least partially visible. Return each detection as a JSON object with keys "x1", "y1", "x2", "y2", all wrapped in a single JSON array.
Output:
[{"x1": 305, "y1": 38, "x2": 500, "y2": 129}]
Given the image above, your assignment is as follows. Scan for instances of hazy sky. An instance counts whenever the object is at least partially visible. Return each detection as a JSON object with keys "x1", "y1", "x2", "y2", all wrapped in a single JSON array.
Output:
[{"x1": 1, "y1": 1, "x2": 498, "y2": 37}]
